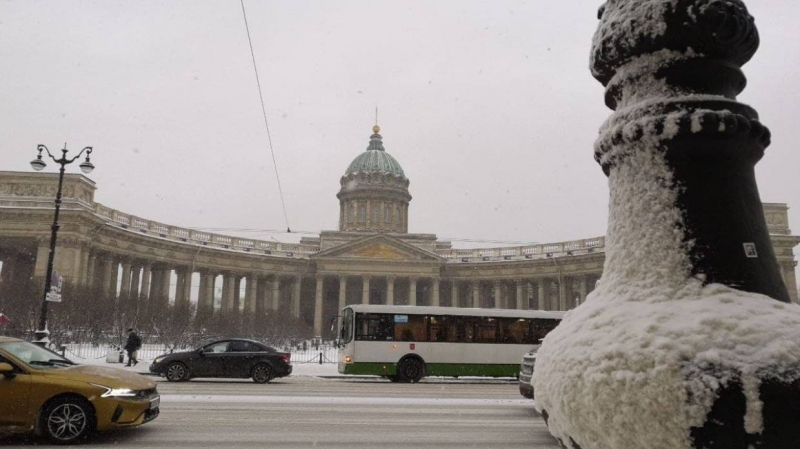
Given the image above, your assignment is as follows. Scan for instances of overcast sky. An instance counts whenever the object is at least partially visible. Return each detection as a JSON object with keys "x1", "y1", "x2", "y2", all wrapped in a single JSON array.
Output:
[{"x1": 1, "y1": 1, "x2": 798, "y2": 268}]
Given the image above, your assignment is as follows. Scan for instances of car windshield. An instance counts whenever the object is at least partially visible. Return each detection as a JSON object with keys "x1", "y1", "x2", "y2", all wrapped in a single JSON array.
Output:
[{"x1": 0, "y1": 341, "x2": 75, "y2": 369}]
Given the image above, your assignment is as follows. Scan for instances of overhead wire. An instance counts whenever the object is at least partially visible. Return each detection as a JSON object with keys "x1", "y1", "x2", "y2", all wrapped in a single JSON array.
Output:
[{"x1": 239, "y1": 0, "x2": 291, "y2": 233}]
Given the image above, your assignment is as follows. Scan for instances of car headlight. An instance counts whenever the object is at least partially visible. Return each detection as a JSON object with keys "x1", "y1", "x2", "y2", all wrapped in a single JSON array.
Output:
[
  {"x1": 91, "y1": 384, "x2": 137, "y2": 398},
  {"x1": 154, "y1": 356, "x2": 166, "y2": 364}
]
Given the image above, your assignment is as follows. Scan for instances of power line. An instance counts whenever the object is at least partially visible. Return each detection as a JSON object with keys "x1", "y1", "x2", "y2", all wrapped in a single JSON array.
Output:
[{"x1": 240, "y1": 0, "x2": 291, "y2": 233}]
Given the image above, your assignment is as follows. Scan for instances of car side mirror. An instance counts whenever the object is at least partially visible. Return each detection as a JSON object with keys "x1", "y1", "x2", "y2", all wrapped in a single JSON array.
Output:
[
  {"x1": 197, "y1": 348, "x2": 206, "y2": 355},
  {"x1": 0, "y1": 362, "x2": 16, "y2": 379}
]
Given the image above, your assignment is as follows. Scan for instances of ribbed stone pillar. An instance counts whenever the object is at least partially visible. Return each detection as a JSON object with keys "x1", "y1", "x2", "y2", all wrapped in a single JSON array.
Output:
[
  {"x1": 271, "y1": 277, "x2": 280, "y2": 311},
  {"x1": 291, "y1": 275, "x2": 301, "y2": 318},
  {"x1": 493, "y1": 281, "x2": 502, "y2": 309},
  {"x1": 516, "y1": 280, "x2": 524, "y2": 310},
  {"x1": 362, "y1": 275, "x2": 370, "y2": 305},
  {"x1": 408, "y1": 277, "x2": 417, "y2": 306},
  {"x1": 140, "y1": 265, "x2": 151, "y2": 302},
  {"x1": 451, "y1": 281, "x2": 459, "y2": 308},
  {"x1": 246, "y1": 275, "x2": 258, "y2": 314},
  {"x1": 339, "y1": 276, "x2": 348, "y2": 312},
  {"x1": 537, "y1": 280, "x2": 546, "y2": 311},
  {"x1": 431, "y1": 278, "x2": 440, "y2": 307},
  {"x1": 222, "y1": 273, "x2": 234, "y2": 312},
  {"x1": 314, "y1": 275, "x2": 324, "y2": 336},
  {"x1": 386, "y1": 276, "x2": 394, "y2": 305},
  {"x1": 472, "y1": 281, "x2": 480, "y2": 308}
]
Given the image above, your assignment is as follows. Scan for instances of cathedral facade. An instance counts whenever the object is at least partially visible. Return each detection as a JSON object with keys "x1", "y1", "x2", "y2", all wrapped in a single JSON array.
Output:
[{"x1": 1, "y1": 127, "x2": 798, "y2": 337}]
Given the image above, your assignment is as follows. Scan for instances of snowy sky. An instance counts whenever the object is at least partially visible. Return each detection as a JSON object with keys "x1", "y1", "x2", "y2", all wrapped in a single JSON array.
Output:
[{"x1": 0, "y1": 1, "x2": 798, "y2": 257}]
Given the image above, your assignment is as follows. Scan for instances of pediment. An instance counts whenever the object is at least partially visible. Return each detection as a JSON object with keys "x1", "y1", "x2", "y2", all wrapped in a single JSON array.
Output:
[{"x1": 313, "y1": 234, "x2": 442, "y2": 262}]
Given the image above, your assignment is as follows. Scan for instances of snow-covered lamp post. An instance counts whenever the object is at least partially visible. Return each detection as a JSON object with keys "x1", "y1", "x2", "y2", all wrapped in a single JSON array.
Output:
[{"x1": 532, "y1": 1, "x2": 800, "y2": 448}]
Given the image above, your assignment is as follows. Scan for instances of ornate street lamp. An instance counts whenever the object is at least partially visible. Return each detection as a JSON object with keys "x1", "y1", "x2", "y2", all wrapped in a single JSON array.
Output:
[{"x1": 30, "y1": 144, "x2": 94, "y2": 346}]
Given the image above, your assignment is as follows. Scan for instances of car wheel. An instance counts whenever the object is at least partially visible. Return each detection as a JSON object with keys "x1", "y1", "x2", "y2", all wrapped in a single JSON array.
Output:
[
  {"x1": 165, "y1": 362, "x2": 188, "y2": 382},
  {"x1": 252, "y1": 364, "x2": 272, "y2": 383},
  {"x1": 396, "y1": 357, "x2": 425, "y2": 383},
  {"x1": 40, "y1": 396, "x2": 95, "y2": 444}
]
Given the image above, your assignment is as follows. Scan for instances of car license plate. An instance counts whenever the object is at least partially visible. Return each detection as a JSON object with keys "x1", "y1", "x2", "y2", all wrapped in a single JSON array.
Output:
[{"x1": 150, "y1": 396, "x2": 160, "y2": 409}]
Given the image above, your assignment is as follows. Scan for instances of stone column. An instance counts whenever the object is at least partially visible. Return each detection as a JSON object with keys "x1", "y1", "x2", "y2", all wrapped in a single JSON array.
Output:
[
  {"x1": 578, "y1": 275, "x2": 588, "y2": 306},
  {"x1": 256, "y1": 277, "x2": 268, "y2": 314},
  {"x1": 246, "y1": 275, "x2": 258, "y2": 314},
  {"x1": 222, "y1": 273, "x2": 234, "y2": 312},
  {"x1": 516, "y1": 280, "x2": 525, "y2": 310},
  {"x1": 175, "y1": 269, "x2": 187, "y2": 306},
  {"x1": 313, "y1": 275, "x2": 324, "y2": 336},
  {"x1": 197, "y1": 270, "x2": 208, "y2": 315},
  {"x1": 120, "y1": 260, "x2": 134, "y2": 299},
  {"x1": 271, "y1": 277, "x2": 280, "y2": 311},
  {"x1": 140, "y1": 265, "x2": 152, "y2": 301},
  {"x1": 233, "y1": 276, "x2": 242, "y2": 312},
  {"x1": 86, "y1": 252, "x2": 98, "y2": 288},
  {"x1": 472, "y1": 281, "x2": 480, "y2": 308},
  {"x1": 161, "y1": 267, "x2": 172, "y2": 302},
  {"x1": 386, "y1": 276, "x2": 394, "y2": 305},
  {"x1": 494, "y1": 281, "x2": 502, "y2": 309},
  {"x1": 110, "y1": 259, "x2": 120, "y2": 299},
  {"x1": 147, "y1": 268, "x2": 161, "y2": 305},
  {"x1": 537, "y1": 280, "x2": 546, "y2": 311},
  {"x1": 409, "y1": 277, "x2": 417, "y2": 306},
  {"x1": 338, "y1": 276, "x2": 348, "y2": 312},
  {"x1": 362, "y1": 275, "x2": 370, "y2": 305},
  {"x1": 291, "y1": 275, "x2": 301, "y2": 318},
  {"x1": 130, "y1": 264, "x2": 141, "y2": 297},
  {"x1": 558, "y1": 278, "x2": 567, "y2": 311},
  {"x1": 100, "y1": 255, "x2": 113, "y2": 296},
  {"x1": 79, "y1": 248, "x2": 91, "y2": 286},
  {"x1": 452, "y1": 281, "x2": 459, "y2": 308},
  {"x1": 432, "y1": 278, "x2": 440, "y2": 307}
]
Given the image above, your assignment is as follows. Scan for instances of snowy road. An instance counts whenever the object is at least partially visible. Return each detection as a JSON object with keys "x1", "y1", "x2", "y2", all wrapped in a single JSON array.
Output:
[{"x1": 2, "y1": 376, "x2": 561, "y2": 448}]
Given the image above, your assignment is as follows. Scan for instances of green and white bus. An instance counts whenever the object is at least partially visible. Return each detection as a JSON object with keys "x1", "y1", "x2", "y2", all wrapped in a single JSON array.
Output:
[{"x1": 337, "y1": 305, "x2": 564, "y2": 382}]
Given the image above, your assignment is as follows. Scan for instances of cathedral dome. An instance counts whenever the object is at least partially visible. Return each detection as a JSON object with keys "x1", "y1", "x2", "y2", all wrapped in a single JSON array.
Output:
[
  {"x1": 343, "y1": 126, "x2": 406, "y2": 179},
  {"x1": 337, "y1": 125, "x2": 411, "y2": 233}
]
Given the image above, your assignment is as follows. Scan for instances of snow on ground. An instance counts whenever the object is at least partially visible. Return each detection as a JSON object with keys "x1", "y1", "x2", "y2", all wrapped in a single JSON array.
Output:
[{"x1": 64, "y1": 352, "x2": 342, "y2": 377}]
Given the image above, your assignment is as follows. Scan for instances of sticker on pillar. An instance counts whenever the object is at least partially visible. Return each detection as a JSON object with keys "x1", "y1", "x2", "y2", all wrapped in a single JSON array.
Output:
[
  {"x1": 46, "y1": 271, "x2": 63, "y2": 302},
  {"x1": 409, "y1": 343, "x2": 415, "y2": 350},
  {"x1": 743, "y1": 243, "x2": 758, "y2": 258}
]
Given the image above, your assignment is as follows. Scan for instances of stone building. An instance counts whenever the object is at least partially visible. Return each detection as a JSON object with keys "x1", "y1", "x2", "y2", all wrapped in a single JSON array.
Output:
[{"x1": 1, "y1": 127, "x2": 798, "y2": 336}]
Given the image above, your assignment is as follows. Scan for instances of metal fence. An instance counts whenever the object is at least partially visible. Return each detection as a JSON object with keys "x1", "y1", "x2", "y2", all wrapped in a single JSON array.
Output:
[{"x1": 58, "y1": 341, "x2": 338, "y2": 364}]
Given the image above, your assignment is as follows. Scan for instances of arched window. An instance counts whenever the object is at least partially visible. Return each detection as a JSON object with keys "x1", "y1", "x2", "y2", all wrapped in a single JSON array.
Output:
[{"x1": 348, "y1": 204, "x2": 354, "y2": 223}]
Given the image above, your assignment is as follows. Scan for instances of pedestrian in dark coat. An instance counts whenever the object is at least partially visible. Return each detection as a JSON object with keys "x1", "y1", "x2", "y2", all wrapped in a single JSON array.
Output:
[{"x1": 124, "y1": 328, "x2": 142, "y2": 367}]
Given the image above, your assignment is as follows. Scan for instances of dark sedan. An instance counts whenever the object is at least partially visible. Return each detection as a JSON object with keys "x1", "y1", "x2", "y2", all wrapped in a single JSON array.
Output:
[{"x1": 150, "y1": 339, "x2": 292, "y2": 383}]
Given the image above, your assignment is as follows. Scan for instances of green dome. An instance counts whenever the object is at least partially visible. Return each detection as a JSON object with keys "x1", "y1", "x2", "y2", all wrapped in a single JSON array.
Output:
[{"x1": 344, "y1": 130, "x2": 406, "y2": 178}]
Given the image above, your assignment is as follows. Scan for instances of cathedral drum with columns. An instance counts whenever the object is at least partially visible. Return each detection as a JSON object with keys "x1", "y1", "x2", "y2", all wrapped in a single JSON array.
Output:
[{"x1": 0, "y1": 126, "x2": 798, "y2": 338}]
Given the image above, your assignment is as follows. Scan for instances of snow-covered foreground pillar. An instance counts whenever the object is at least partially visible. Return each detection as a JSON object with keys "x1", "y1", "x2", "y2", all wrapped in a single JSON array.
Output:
[{"x1": 532, "y1": 1, "x2": 800, "y2": 448}]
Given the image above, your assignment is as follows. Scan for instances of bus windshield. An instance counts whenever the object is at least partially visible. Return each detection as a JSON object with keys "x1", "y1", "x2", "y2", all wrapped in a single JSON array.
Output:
[{"x1": 341, "y1": 308, "x2": 354, "y2": 344}]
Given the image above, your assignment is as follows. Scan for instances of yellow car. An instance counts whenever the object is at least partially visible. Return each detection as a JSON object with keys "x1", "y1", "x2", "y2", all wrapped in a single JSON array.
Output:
[{"x1": 0, "y1": 336, "x2": 159, "y2": 444}]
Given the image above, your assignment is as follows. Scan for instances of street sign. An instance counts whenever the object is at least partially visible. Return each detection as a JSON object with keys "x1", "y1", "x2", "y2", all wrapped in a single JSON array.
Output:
[{"x1": 46, "y1": 292, "x2": 62, "y2": 302}]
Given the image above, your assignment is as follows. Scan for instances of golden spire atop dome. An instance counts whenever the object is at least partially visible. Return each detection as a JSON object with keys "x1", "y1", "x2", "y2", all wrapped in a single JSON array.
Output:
[{"x1": 373, "y1": 125, "x2": 380, "y2": 134}]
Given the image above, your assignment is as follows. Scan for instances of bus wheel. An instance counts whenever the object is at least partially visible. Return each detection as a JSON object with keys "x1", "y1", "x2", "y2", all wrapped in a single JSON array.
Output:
[{"x1": 397, "y1": 357, "x2": 425, "y2": 383}]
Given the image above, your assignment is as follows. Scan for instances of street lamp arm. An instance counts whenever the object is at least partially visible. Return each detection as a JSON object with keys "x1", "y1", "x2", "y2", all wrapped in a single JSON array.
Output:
[
  {"x1": 64, "y1": 146, "x2": 93, "y2": 164},
  {"x1": 37, "y1": 144, "x2": 58, "y2": 162}
]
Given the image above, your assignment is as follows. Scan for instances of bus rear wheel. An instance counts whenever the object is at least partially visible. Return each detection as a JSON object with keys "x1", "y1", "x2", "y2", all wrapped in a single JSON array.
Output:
[{"x1": 396, "y1": 357, "x2": 425, "y2": 383}]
